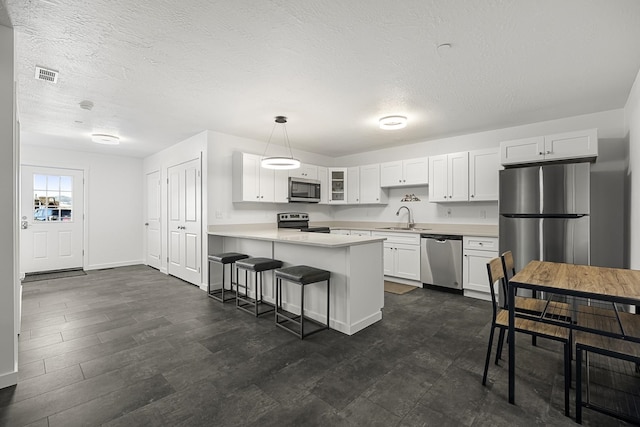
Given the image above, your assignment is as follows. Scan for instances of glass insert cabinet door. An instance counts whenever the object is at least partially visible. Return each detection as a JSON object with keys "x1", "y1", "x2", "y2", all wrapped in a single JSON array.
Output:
[
  {"x1": 330, "y1": 169, "x2": 346, "y2": 203},
  {"x1": 32, "y1": 173, "x2": 73, "y2": 221}
]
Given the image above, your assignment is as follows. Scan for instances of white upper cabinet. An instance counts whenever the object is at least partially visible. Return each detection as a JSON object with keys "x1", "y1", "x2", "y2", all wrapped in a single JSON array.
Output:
[
  {"x1": 501, "y1": 129, "x2": 598, "y2": 166},
  {"x1": 289, "y1": 163, "x2": 318, "y2": 180},
  {"x1": 380, "y1": 157, "x2": 428, "y2": 187},
  {"x1": 359, "y1": 164, "x2": 388, "y2": 204},
  {"x1": 273, "y1": 170, "x2": 289, "y2": 203},
  {"x1": 328, "y1": 168, "x2": 347, "y2": 204},
  {"x1": 403, "y1": 158, "x2": 429, "y2": 186},
  {"x1": 347, "y1": 167, "x2": 360, "y2": 204},
  {"x1": 233, "y1": 152, "x2": 282, "y2": 202},
  {"x1": 468, "y1": 148, "x2": 499, "y2": 201},
  {"x1": 317, "y1": 166, "x2": 329, "y2": 204},
  {"x1": 448, "y1": 152, "x2": 469, "y2": 202},
  {"x1": 429, "y1": 152, "x2": 469, "y2": 202},
  {"x1": 544, "y1": 129, "x2": 598, "y2": 162}
]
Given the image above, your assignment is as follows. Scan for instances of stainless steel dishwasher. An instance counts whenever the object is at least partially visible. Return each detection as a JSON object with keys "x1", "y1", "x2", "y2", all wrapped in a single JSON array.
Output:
[{"x1": 420, "y1": 234, "x2": 463, "y2": 289}]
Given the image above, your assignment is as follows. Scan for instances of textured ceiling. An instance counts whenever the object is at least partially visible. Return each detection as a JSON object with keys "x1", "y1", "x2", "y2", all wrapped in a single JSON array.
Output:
[{"x1": 6, "y1": 0, "x2": 640, "y2": 158}]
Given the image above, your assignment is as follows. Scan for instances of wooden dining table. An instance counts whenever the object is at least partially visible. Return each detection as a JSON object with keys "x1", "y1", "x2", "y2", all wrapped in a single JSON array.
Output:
[{"x1": 507, "y1": 260, "x2": 640, "y2": 405}]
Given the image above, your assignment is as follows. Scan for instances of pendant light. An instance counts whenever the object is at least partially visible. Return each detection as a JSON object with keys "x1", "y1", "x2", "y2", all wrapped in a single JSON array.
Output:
[{"x1": 261, "y1": 116, "x2": 300, "y2": 170}]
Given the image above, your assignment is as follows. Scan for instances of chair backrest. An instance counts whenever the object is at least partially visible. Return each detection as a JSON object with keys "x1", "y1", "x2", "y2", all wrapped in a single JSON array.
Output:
[
  {"x1": 501, "y1": 250, "x2": 516, "y2": 279},
  {"x1": 486, "y1": 257, "x2": 506, "y2": 321},
  {"x1": 500, "y1": 251, "x2": 516, "y2": 308}
]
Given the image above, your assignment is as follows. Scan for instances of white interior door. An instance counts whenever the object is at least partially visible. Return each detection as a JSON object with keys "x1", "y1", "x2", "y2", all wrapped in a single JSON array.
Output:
[
  {"x1": 20, "y1": 166, "x2": 84, "y2": 274},
  {"x1": 167, "y1": 158, "x2": 201, "y2": 285},
  {"x1": 145, "y1": 170, "x2": 161, "y2": 269}
]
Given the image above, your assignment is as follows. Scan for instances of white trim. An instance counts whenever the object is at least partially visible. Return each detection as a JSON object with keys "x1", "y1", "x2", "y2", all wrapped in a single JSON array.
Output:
[
  {"x1": 0, "y1": 371, "x2": 18, "y2": 390},
  {"x1": 85, "y1": 259, "x2": 144, "y2": 271}
]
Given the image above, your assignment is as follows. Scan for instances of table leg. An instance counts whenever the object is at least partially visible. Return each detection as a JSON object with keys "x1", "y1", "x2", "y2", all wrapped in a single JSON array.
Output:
[{"x1": 508, "y1": 282, "x2": 515, "y2": 404}]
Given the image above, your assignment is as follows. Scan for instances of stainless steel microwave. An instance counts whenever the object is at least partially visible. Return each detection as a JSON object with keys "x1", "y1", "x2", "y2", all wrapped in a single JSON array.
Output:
[{"x1": 288, "y1": 177, "x2": 321, "y2": 203}]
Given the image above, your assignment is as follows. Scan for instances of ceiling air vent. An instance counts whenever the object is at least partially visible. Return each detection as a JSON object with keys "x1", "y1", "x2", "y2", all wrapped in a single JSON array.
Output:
[{"x1": 34, "y1": 66, "x2": 59, "y2": 83}]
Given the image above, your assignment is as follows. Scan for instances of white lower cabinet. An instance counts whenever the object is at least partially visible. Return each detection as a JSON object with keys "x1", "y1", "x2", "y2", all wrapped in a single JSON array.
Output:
[
  {"x1": 462, "y1": 236, "x2": 499, "y2": 301},
  {"x1": 373, "y1": 232, "x2": 420, "y2": 281}
]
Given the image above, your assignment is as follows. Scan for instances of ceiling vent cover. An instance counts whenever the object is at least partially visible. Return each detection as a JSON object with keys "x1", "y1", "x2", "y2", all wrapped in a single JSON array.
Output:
[{"x1": 34, "y1": 66, "x2": 59, "y2": 83}]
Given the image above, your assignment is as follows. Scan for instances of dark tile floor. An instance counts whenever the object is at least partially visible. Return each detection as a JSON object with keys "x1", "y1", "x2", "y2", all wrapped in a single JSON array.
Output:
[{"x1": 0, "y1": 265, "x2": 631, "y2": 426}]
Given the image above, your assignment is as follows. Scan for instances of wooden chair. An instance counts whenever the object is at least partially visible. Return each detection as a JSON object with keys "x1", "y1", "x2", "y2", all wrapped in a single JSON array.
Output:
[
  {"x1": 500, "y1": 251, "x2": 572, "y2": 348},
  {"x1": 501, "y1": 251, "x2": 571, "y2": 320},
  {"x1": 482, "y1": 257, "x2": 572, "y2": 417},
  {"x1": 575, "y1": 307, "x2": 640, "y2": 424}
]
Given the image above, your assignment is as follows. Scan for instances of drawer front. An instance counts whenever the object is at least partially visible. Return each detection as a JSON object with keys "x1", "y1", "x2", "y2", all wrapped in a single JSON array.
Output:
[
  {"x1": 372, "y1": 231, "x2": 420, "y2": 245},
  {"x1": 463, "y1": 236, "x2": 498, "y2": 251},
  {"x1": 350, "y1": 230, "x2": 372, "y2": 237}
]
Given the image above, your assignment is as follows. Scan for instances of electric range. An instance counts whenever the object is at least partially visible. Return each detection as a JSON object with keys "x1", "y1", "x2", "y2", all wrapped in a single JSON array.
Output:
[{"x1": 277, "y1": 212, "x2": 330, "y2": 233}]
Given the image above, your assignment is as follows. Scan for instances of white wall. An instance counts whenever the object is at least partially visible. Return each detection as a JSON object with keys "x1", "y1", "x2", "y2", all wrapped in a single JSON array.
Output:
[
  {"x1": 626, "y1": 67, "x2": 640, "y2": 269},
  {"x1": 21, "y1": 145, "x2": 144, "y2": 270},
  {"x1": 0, "y1": 23, "x2": 17, "y2": 389}
]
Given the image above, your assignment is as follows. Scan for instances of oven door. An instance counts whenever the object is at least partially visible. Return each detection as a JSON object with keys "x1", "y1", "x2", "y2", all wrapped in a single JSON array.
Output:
[{"x1": 288, "y1": 177, "x2": 321, "y2": 203}]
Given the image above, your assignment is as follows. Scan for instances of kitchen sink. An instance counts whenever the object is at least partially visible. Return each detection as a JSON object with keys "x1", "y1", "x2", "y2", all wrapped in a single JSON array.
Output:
[{"x1": 376, "y1": 227, "x2": 431, "y2": 231}]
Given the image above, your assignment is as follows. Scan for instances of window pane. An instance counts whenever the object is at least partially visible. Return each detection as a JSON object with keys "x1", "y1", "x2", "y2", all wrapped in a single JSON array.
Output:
[
  {"x1": 47, "y1": 175, "x2": 60, "y2": 191},
  {"x1": 60, "y1": 176, "x2": 73, "y2": 192},
  {"x1": 59, "y1": 191, "x2": 72, "y2": 207},
  {"x1": 33, "y1": 174, "x2": 47, "y2": 191}
]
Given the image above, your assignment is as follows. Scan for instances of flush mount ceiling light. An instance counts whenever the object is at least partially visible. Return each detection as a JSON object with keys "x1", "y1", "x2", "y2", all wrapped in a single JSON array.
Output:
[
  {"x1": 379, "y1": 115, "x2": 407, "y2": 130},
  {"x1": 91, "y1": 133, "x2": 120, "y2": 145},
  {"x1": 261, "y1": 116, "x2": 300, "y2": 170}
]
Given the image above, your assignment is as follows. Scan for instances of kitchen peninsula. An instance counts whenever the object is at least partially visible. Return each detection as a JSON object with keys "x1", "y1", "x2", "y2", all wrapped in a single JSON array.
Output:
[{"x1": 207, "y1": 226, "x2": 386, "y2": 335}]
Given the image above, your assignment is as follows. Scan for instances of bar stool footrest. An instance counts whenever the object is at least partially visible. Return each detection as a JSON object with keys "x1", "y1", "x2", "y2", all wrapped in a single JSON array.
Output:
[
  {"x1": 237, "y1": 295, "x2": 274, "y2": 316},
  {"x1": 208, "y1": 287, "x2": 236, "y2": 303},
  {"x1": 276, "y1": 308, "x2": 328, "y2": 338}
]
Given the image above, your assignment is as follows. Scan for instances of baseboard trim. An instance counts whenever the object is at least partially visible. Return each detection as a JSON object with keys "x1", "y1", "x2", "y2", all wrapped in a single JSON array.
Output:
[
  {"x1": 85, "y1": 260, "x2": 144, "y2": 271},
  {"x1": 0, "y1": 370, "x2": 18, "y2": 389}
]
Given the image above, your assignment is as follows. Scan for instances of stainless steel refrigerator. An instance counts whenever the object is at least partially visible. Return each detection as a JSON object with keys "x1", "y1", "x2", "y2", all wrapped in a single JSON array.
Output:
[{"x1": 499, "y1": 162, "x2": 590, "y2": 274}]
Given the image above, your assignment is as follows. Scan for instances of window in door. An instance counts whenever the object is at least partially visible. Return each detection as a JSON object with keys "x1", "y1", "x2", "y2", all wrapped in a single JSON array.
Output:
[{"x1": 32, "y1": 174, "x2": 74, "y2": 222}]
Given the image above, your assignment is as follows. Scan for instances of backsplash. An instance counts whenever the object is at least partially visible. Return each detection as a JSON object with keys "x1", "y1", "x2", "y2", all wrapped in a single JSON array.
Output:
[{"x1": 331, "y1": 187, "x2": 498, "y2": 225}]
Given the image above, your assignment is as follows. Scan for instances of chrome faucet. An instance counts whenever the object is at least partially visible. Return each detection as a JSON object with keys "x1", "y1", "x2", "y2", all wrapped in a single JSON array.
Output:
[{"x1": 396, "y1": 205, "x2": 414, "y2": 229}]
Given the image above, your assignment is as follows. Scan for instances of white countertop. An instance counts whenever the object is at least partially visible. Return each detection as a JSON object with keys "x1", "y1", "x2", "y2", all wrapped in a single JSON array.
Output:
[
  {"x1": 208, "y1": 227, "x2": 386, "y2": 248},
  {"x1": 314, "y1": 222, "x2": 498, "y2": 237}
]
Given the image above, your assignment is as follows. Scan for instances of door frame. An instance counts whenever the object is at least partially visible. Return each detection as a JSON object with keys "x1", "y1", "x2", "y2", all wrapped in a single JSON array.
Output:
[
  {"x1": 144, "y1": 169, "x2": 162, "y2": 270},
  {"x1": 19, "y1": 163, "x2": 88, "y2": 277}
]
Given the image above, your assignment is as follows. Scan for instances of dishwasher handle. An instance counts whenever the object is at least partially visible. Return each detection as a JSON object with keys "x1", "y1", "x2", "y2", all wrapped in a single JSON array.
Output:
[{"x1": 420, "y1": 234, "x2": 463, "y2": 241}]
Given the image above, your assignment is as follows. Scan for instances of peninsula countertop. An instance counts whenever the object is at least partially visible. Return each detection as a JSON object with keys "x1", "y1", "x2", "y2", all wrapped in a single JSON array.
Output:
[{"x1": 208, "y1": 226, "x2": 385, "y2": 248}]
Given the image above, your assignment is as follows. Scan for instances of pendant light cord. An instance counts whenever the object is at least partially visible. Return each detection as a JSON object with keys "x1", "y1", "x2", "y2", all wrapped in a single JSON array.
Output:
[{"x1": 261, "y1": 117, "x2": 295, "y2": 160}]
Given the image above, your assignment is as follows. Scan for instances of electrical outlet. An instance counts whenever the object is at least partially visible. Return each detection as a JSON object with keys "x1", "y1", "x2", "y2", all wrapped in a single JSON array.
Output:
[
  {"x1": 480, "y1": 210, "x2": 486, "y2": 219},
  {"x1": 215, "y1": 210, "x2": 223, "y2": 219},
  {"x1": 447, "y1": 208, "x2": 452, "y2": 217}
]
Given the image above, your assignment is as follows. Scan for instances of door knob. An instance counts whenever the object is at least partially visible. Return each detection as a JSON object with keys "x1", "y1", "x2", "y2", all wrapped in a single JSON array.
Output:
[{"x1": 145, "y1": 223, "x2": 149, "y2": 226}]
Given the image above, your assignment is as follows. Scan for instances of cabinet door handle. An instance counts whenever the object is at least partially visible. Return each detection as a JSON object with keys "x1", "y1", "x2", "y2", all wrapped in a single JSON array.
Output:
[
  {"x1": 546, "y1": 150, "x2": 551, "y2": 154},
  {"x1": 539, "y1": 152, "x2": 544, "y2": 155},
  {"x1": 471, "y1": 194, "x2": 475, "y2": 198}
]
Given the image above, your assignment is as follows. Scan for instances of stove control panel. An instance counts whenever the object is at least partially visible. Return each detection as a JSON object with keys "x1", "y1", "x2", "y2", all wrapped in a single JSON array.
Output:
[{"x1": 277, "y1": 212, "x2": 309, "y2": 222}]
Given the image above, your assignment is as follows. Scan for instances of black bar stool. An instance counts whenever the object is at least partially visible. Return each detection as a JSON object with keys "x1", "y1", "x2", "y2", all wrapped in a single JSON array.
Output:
[
  {"x1": 274, "y1": 265, "x2": 330, "y2": 339},
  {"x1": 235, "y1": 257, "x2": 283, "y2": 316},
  {"x1": 207, "y1": 252, "x2": 249, "y2": 303}
]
